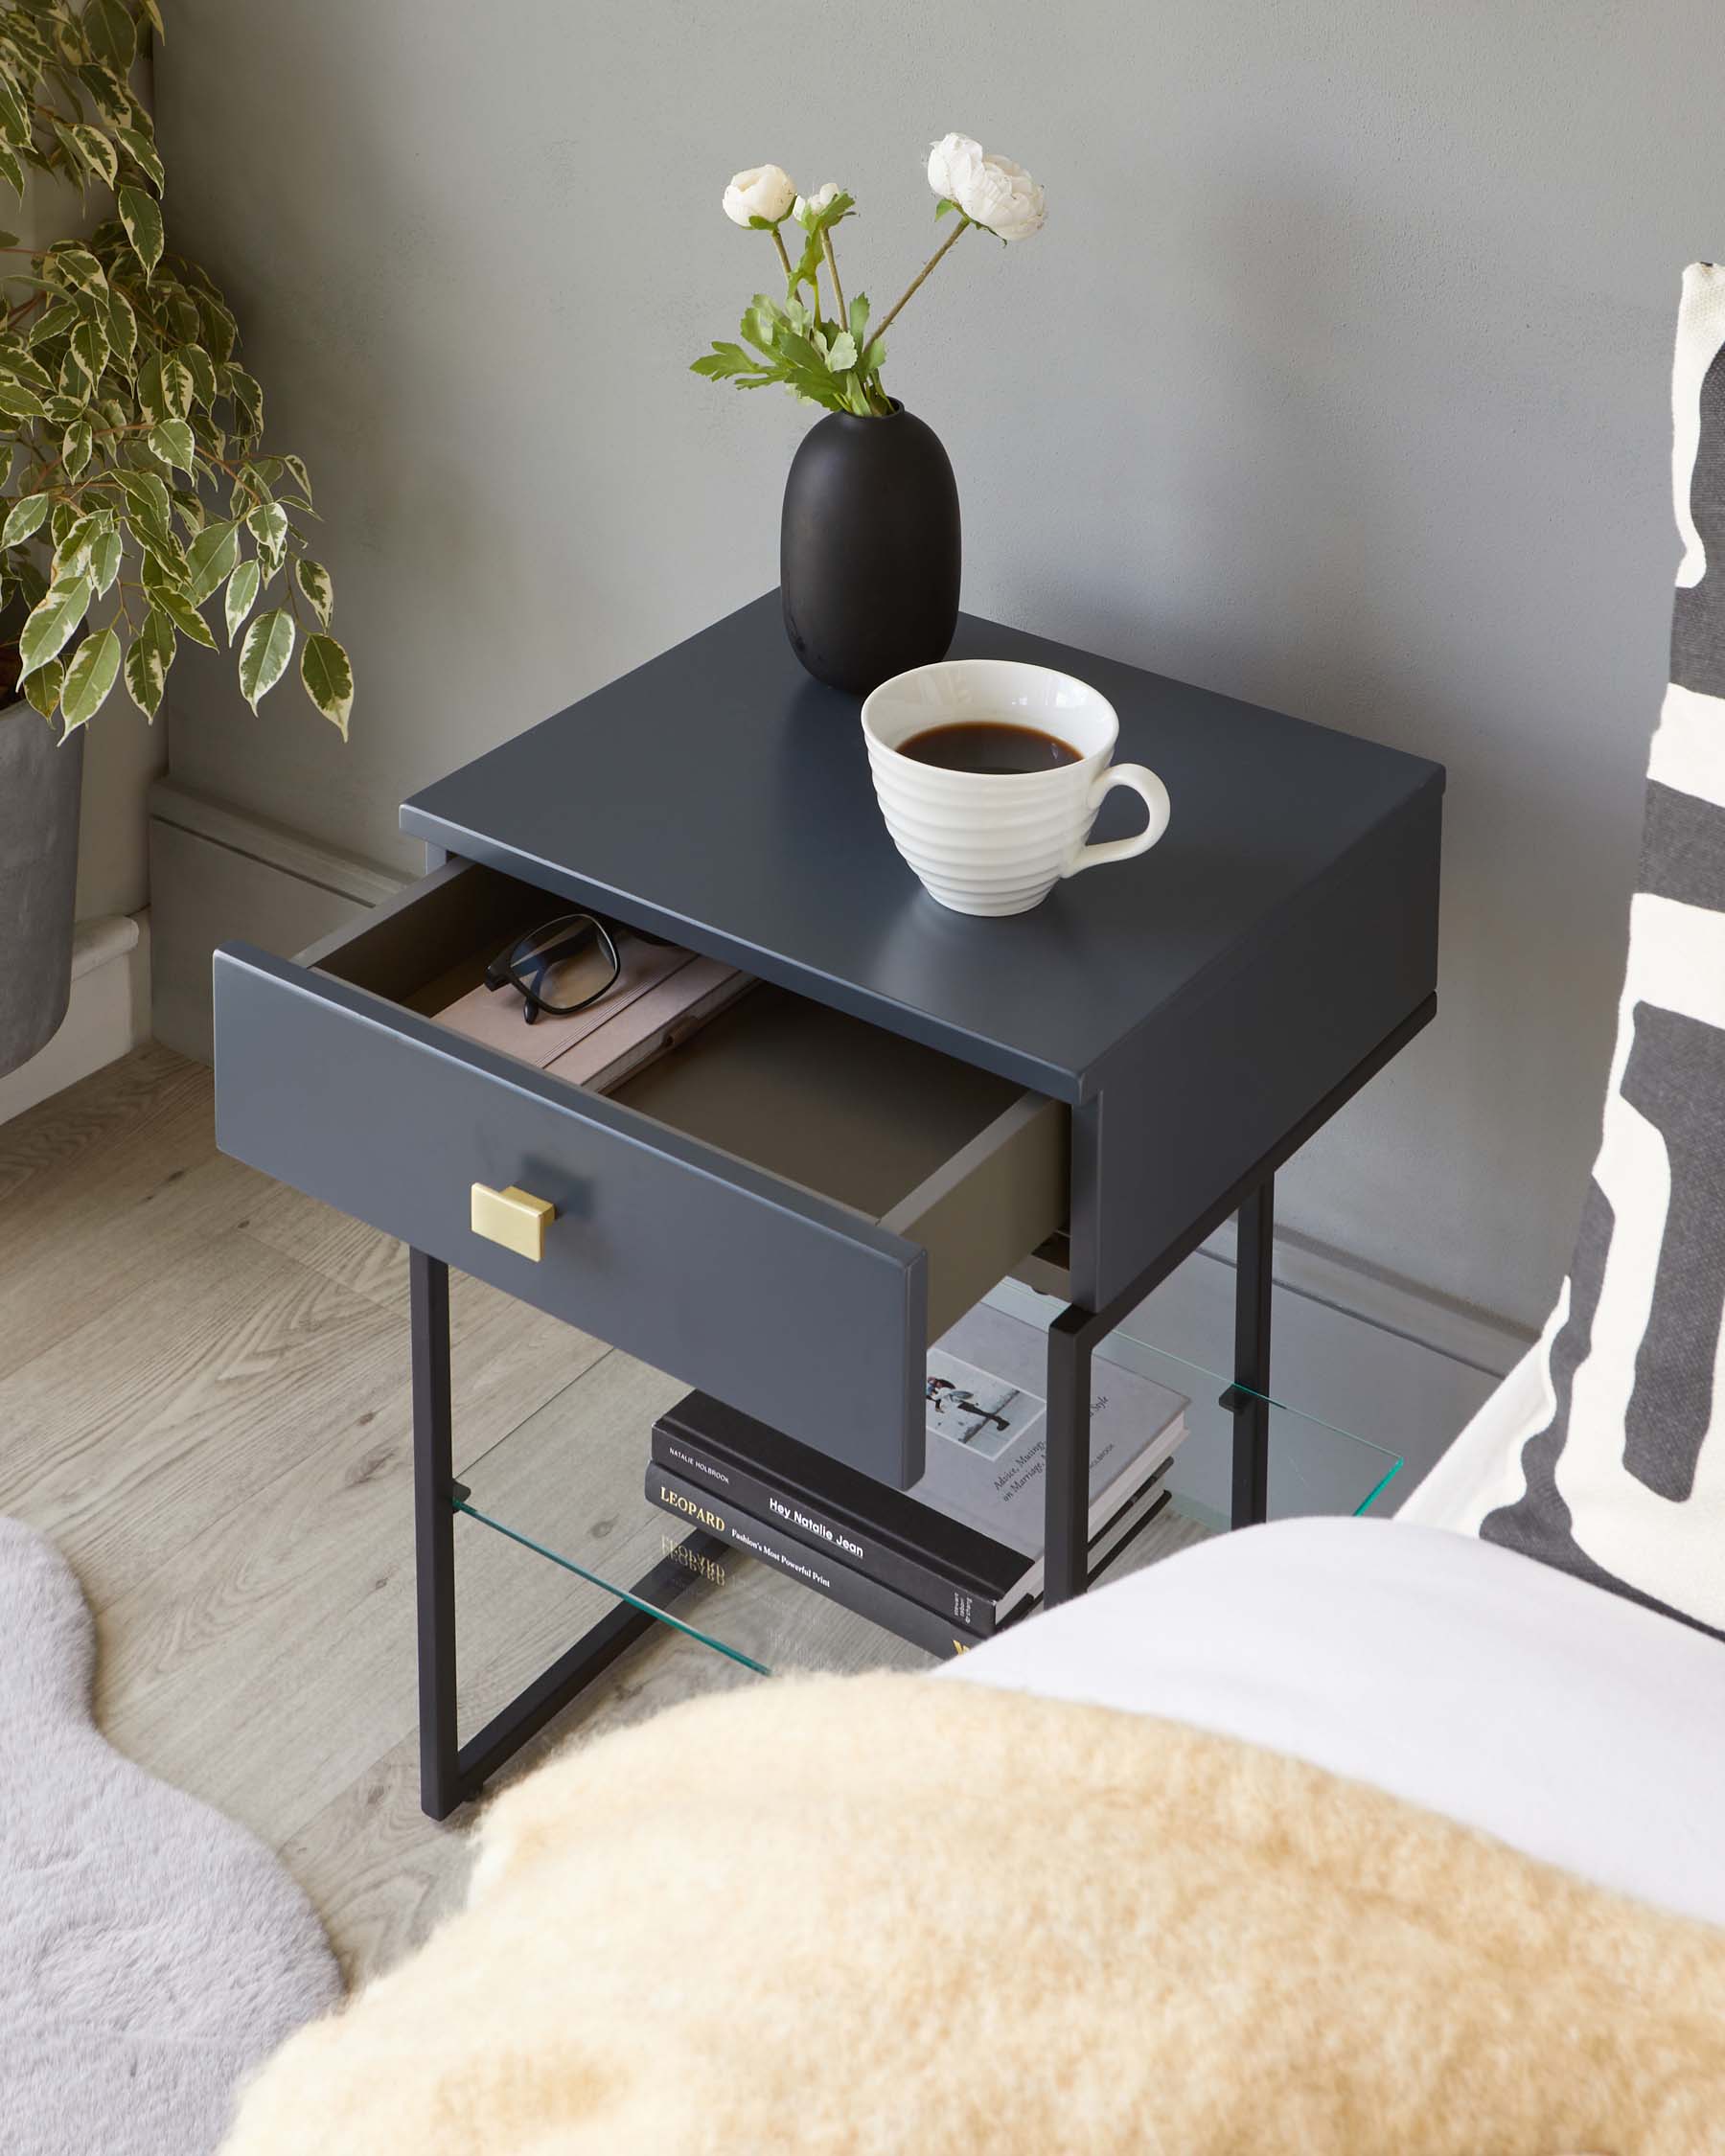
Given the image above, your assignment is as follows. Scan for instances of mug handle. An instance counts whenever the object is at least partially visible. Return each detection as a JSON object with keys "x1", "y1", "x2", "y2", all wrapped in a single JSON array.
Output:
[{"x1": 1061, "y1": 764, "x2": 1172, "y2": 879}]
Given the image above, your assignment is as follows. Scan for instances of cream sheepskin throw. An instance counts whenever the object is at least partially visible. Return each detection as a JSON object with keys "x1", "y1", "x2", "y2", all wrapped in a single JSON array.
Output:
[{"x1": 222, "y1": 1674, "x2": 1725, "y2": 2154}]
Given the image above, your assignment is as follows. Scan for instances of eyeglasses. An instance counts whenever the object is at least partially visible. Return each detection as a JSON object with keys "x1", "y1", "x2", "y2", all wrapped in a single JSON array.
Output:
[{"x1": 484, "y1": 912, "x2": 621, "y2": 1026}]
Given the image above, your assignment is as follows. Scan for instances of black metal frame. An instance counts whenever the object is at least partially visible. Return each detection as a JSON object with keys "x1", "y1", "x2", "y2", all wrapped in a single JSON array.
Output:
[{"x1": 410, "y1": 994, "x2": 1436, "y2": 1819}]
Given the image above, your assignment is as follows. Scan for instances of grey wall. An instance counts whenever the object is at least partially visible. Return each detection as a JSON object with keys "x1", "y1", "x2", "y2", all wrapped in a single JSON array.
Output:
[{"x1": 154, "y1": 0, "x2": 1718, "y2": 1336}]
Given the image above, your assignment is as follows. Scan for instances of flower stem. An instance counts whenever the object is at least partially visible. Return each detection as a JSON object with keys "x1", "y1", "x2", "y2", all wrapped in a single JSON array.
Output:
[
  {"x1": 823, "y1": 231, "x2": 846, "y2": 326},
  {"x1": 770, "y1": 225, "x2": 794, "y2": 286},
  {"x1": 874, "y1": 217, "x2": 968, "y2": 338}
]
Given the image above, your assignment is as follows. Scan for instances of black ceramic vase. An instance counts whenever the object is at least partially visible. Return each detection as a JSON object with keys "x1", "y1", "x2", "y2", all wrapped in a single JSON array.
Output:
[{"x1": 780, "y1": 404, "x2": 960, "y2": 696}]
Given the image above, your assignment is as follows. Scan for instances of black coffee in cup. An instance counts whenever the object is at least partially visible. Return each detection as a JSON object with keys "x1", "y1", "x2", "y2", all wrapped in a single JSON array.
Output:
[{"x1": 899, "y1": 721, "x2": 1082, "y2": 774}]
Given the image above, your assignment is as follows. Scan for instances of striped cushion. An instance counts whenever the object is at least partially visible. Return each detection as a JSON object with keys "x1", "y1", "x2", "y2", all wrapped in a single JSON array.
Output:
[{"x1": 1450, "y1": 266, "x2": 1725, "y2": 1638}]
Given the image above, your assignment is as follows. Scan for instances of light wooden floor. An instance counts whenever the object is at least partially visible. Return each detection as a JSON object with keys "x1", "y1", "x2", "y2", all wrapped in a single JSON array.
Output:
[{"x1": 0, "y1": 1045, "x2": 1208, "y2": 1987}]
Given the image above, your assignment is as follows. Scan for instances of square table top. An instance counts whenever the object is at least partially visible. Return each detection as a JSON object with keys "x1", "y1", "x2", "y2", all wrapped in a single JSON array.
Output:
[{"x1": 402, "y1": 592, "x2": 1444, "y2": 1105}]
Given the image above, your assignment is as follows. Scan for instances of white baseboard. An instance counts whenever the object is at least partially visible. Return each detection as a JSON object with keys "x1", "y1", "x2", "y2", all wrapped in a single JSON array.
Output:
[
  {"x1": 0, "y1": 910, "x2": 151, "y2": 1126},
  {"x1": 148, "y1": 780, "x2": 407, "y2": 1063}
]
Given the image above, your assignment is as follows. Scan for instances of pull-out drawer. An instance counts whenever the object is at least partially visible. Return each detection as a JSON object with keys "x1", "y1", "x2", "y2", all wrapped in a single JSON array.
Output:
[{"x1": 213, "y1": 860, "x2": 1068, "y2": 1487}]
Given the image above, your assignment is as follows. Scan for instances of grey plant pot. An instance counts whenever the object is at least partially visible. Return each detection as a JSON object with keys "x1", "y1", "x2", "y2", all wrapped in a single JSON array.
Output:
[{"x1": 0, "y1": 698, "x2": 84, "y2": 1080}]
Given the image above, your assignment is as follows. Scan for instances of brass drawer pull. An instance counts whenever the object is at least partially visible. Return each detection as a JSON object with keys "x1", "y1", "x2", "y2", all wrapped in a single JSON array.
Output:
[{"x1": 471, "y1": 1182, "x2": 556, "y2": 1261}]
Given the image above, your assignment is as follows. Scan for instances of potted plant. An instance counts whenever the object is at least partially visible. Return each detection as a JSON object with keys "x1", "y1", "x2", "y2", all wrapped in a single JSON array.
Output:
[
  {"x1": 0, "y1": 0, "x2": 353, "y2": 1080},
  {"x1": 692, "y1": 133, "x2": 1046, "y2": 696}
]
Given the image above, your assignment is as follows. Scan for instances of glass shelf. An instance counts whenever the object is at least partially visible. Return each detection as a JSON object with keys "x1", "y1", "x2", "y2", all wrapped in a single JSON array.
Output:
[{"x1": 448, "y1": 1249, "x2": 1407, "y2": 1736}]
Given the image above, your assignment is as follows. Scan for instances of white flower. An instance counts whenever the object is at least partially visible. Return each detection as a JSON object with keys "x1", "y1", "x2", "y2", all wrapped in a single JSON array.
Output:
[
  {"x1": 723, "y1": 164, "x2": 796, "y2": 228},
  {"x1": 927, "y1": 132, "x2": 983, "y2": 204},
  {"x1": 793, "y1": 181, "x2": 841, "y2": 229},
  {"x1": 928, "y1": 132, "x2": 1046, "y2": 242}
]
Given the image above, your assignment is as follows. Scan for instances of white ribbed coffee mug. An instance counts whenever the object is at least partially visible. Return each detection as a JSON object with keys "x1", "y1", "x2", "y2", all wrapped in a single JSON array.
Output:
[{"x1": 861, "y1": 659, "x2": 1171, "y2": 917}]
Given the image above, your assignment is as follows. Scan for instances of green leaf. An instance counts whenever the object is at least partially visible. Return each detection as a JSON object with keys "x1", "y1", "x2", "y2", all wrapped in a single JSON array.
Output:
[
  {"x1": 125, "y1": 608, "x2": 174, "y2": 719},
  {"x1": 1, "y1": 491, "x2": 50, "y2": 547},
  {"x1": 292, "y1": 556, "x2": 333, "y2": 627},
  {"x1": 176, "y1": 342, "x2": 216, "y2": 410},
  {"x1": 245, "y1": 500, "x2": 288, "y2": 559},
  {"x1": 60, "y1": 420, "x2": 93, "y2": 478},
  {"x1": 138, "y1": 0, "x2": 166, "y2": 40},
  {"x1": 223, "y1": 366, "x2": 263, "y2": 434},
  {"x1": 299, "y1": 632, "x2": 353, "y2": 738},
  {"x1": 84, "y1": 0, "x2": 138, "y2": 70},
  {"x1": 0, "y1": 76, "x2": 30, "y2": 149},
  {"x1": 18, "y1": 575, "x2": 91, "y2": 676},
  {"x1": 31, "y1": 300, "x2": 81, "y2": 349},
  {"x1": 224, "y1": 555, "x2": 261, "y2": 643},
  {"x1": 21, "y1": 658, "x2": 62, "y2": 720},
  {"x1": 44, "y1": 246, "x2": 107, "y2": 297},
  {"x1": 934, "y1": 196, "x2": 958, "y2": 220},
  {"x1": 105, "y1": 288, "x2": 136, "y2": 367},
  {"x1": 183, "y1": 518, "x2": 238, "y2": 606},
  {"x1": 848, "y1": 293, "x2": 870, "y2": 345},
  {"x1": 148, "y1": 418, "x2": 195, "y2": 471},
  {"x1": 0, "y1": 147, "x2": 22, "y2": 198},
  {"x1": 239, "y1": 607, "x2": 294, "y2": 711},
  {"x1": 88, "y1": 526, "x2": 121, "y2": 597},
  {"x1": 148, "y1": 578, "x2": 217, "y2": 649},
  {"x1": 64, "y1": 315, "x2": 108, "y2": 399},
  {"x1": 54, "y1": 510, "x2": 108, "y2": 578},
  {"x1": 117, "y1": 185, "x2": 164, "y2": 279},
  {"x1": 825, "y1": 331, "x2": 858, "y2": 373},
  {"x1": 59, "y1": 628, "x2": 122, "y2": 733},
  {"x1": 67, "y1": 124, "x2": 118, "y2": 190},
  {"x1": 112, "y1": 468, "x2": 172, "y2": 537},
  {"x1": 860, "y1": 337, "x2": 886, "y2": 375},
  {"x1": 114, "y1": 126, "x2": 163, "y2": 192},
  {"x1": 0, "y1": 379, "x2": 47, "y2": 421},
  {"x1": 159, "y1": 352, "x2": 194, "y2": 420}
]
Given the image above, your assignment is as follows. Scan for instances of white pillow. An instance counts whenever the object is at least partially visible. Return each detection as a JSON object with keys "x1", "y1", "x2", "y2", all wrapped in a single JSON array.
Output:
[{"x1": 1409, "y1": 265, "x2": 1725, "y2": 1641}]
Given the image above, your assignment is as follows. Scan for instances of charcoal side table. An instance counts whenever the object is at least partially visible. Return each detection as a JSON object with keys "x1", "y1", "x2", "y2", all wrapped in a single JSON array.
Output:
[{"x1": 212, "y1": 592, "x2": 1444, "y2": 1818}]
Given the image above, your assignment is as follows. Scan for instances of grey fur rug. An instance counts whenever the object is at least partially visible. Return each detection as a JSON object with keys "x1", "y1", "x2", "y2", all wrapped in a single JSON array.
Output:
[{"x1": 0, "y1": 1518, "x2": 341, "y2": 2154}]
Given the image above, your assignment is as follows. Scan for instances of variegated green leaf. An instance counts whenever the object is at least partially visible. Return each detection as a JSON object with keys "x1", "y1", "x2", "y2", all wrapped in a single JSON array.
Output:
[
  {"x1": 44, "y1": 246, "x2": 107, "y2": 297},
  {"x1": 117, "y1": 185, "x2": 164, "y2": 279},
  {"x1": 68, "y1": 124, "x2": 119, "y2": 190},
  {"x1": 114, "y1": 125, "x2": 163, "y2": 192},
  {"x1": 159, "y1": 352, "x2": 194, "y2": 420},
  {"x1": 0, "y1": 76, "x2": 30, "y2": 149},
  {"x1": 88, "y1": 527, "x2": 122, "y2": 597},
  {"x1": 60, "y1": 628, "x2": 121, "y2": 733},
  {"x1": 0, "y1": 147, "x2": 22, "y2": 198},
  {"x1": 0, "y1": 379, "x2": 46, "y2": 421},
  {"x1": 292, "y1": 556, "x2": 333, "y2": 627},
  {"x1": 1, "y1": 491, "x2": 49, "y2": 547},
  {"x1": 84, "y1": 0, "x2": 137, "y2": 70},
  {"x1": 125, "y1": 608, "x2": 174, "y2": 720},
  {"x1": 29, "y1": 300, "x2": 80, "y2": 349},
  {"x1": 299, "y1": 632, "x2": 353, "y2": 738},
  {"x1": 245, "y1": 500, "x2": 288, "y2": 561},
  {"x1": 148, "y1": 419, "x2": 195, "y2": 471},
  {"x1": 184, "y1": 518, "x2": 238, "y2": 606},
  {"x1": 239, "y1": 606, "x2": 294, "y2": 711},
  {"x1": 224, "y1": 555, "x2": 261, "y2": 644},
  {"x1": 177, "y1": 343, "x2": 216, "y2": 409},
  {"x1": 106, "y1": 288, "x2": 136, "y2": 367},
  {"x1": 21, "y1": 658, "x2": 62, "y2": 720},
  {"x1": 282, "y1": 453, "x2": 313, "y2": 509},
  {"x1": 18, "y1": 574, "x2": 91, "y2": 677},
  {"x1": 54, "y1": 511, "x2": 108, "y2": 578},
  {"x1": 61, "y1": 420, "x2": 93, "y2": 476},
  {"x1": 147, "y1": 579, "x2": 217, "y2": 650}
]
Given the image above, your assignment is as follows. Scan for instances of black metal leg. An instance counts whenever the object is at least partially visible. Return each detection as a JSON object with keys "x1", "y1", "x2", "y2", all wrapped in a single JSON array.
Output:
[
  {"x1": 1230, "y1": 1179, "x2": 1274, "y2": 1529},
  {"x1": 1044, "y1": 1307, "x2": 1093, "y2": 1608},
  {"x1": 410, "y1": 1249, "x2": 461, "y2": 1821}
]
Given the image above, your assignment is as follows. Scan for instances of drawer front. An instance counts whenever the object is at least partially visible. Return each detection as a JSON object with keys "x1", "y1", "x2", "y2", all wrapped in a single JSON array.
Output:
[{"x1": 215, "y1": 944, "x2": 928, "y2": 1486}]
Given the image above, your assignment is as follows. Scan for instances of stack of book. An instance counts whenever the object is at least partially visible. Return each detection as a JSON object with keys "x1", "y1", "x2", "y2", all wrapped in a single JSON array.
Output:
[{"x1": 647, "y1": 1303, "x2": 1189, "y2": 1657}]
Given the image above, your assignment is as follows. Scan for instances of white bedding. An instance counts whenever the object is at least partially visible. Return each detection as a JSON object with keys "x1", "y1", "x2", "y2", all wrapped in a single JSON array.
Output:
[{"x1": 945, "y1": 1516, "x2": 1725, "y2": 1927}]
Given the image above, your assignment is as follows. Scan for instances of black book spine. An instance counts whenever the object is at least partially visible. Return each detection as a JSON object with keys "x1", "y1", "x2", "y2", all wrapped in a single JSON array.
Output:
[
  {"x1": 652, "y1": 1425, "x2": 1002, "y2": 1636},
  {"x1": 645, "y1": 1466, "x2": 986, "y2": 1662}
]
